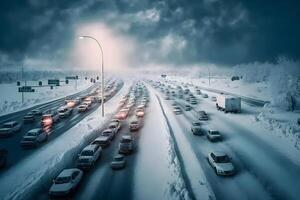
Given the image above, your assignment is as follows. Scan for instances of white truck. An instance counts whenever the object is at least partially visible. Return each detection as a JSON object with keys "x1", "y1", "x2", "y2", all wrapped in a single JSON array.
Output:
[{"x1": 216, "y1": 95, "x2": 241, "y2": 113}]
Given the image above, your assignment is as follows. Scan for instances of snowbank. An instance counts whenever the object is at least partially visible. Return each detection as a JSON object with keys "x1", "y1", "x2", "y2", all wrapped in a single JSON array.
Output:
[
  {"x1": 0, "y1": 79, "x2": 92, "y2": 116},
  {"x1": 0, "y1": 80, "x2": 129, "y2": 200}
]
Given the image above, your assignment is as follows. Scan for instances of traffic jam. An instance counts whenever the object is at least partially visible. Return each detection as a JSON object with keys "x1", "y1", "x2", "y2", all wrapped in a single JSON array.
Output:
[
  {"x1": 45, "y1": 82, "x2": 149, "y2": 198},
  {"x1": 148, "y1": 80, "x2": 241, "y2": 176},
  {"x1": 0, "y1": 79, "x2": 122, "y2": 170}
]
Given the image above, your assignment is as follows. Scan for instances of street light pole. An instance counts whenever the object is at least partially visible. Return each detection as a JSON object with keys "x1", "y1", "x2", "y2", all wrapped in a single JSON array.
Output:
[{"x1": 79, "y1": 36, "x2": 105, "y2": 117}]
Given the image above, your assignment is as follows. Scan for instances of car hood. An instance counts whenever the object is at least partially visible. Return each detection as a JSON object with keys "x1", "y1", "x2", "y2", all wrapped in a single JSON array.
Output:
[
  {"x1": 215, "y1": 162, "x2": 234, "y2": 172},
  {"x1": 50, "y1": 182, "x2": 73, "y2": 192}
]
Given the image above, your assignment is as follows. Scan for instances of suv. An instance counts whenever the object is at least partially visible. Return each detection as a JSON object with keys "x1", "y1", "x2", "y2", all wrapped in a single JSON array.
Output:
[
  {"x1": 119, "y1": 135, "x2": 134, "y2": 154},
  {"x1": 21, "y1": 128, "x2": 48, "y2": 148},
  {"x1": 77, "y1": 144, "x2": 102, "y2": 169},
  {"x1": 41, "y1": 112, "x2": 59, "y2": 127},
  {"x1": 207, "y1": 130, "x2": 222, "y2": 142},
  {"x1": 0, "y1": 121, "x2": 22, "y2": 137}
]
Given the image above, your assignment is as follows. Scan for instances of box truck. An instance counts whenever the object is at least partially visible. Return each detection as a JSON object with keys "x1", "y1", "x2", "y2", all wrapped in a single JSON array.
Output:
[{"x1": 216, "y1": 95, "x2": 241, "y2": 113}]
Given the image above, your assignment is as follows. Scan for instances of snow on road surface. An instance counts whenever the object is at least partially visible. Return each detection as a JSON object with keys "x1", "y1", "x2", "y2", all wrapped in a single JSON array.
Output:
[
  {"x1": 134, "y1": 87, "x2": 190, "y2": 200},
  {"x1": 0, "y1": 79, "x2": 92, "y2": 116},
  {"x1": 147, "y1": 86, "x2": 215, "y2": 200},
  {"x1": 0, "y1": 80, "x2": 129, "y2": 200}
]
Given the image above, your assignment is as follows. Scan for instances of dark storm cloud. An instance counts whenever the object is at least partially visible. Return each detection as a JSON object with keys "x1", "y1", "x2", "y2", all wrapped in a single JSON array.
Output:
[{"x1": 0, "y1": 0, "x2": 299, "y2": 68}]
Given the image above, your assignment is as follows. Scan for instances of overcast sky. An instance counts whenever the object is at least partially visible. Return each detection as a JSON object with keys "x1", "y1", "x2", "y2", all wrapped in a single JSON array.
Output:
[{"x1": 0, "y1": 0, "x2": 299, "y2": 70}]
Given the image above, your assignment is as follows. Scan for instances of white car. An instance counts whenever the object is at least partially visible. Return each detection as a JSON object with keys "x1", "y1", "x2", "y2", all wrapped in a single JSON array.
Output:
[
  {"x1": 111, "y1": 154, "x2": 126, "y2": 170},
  {"x1": 173, "y1": 106, "x2": 182, "y2": 115},
  {"x1": 202, "y1": 93, "x2": 208, "y2": 98},
  {"x1": 21, "y1": 128, "x2": 48, "y2": 147},
  {"x1": 58, "y1": 106, "x2": 73, "y2": 118},
  {"x1": 77, "y1": 104, "x2": 89, "y2": 112},
  {"x1": 129, "y1": 119, "x2": 143, "y2": 131},
  {"x1": 77, "y1": 144, "x2": 102, "y2": 169},
  {"x1": 207, "y1": 130, "x2": 222, "y2": 142},
  {"x1": 0, "y1": 121, "x2": 22, "y2": 137},
  {"x1": 198, "y1": 111, "x2": 208, "y2": 120},
  {"x1": 207, "y1": 151, "x2": 235, "y2": 176},
  {"x1": 211, "y1": 96, "x2": 217, "y2": 101},
  {"x1": 101, "y1": 129, "x2": 114, "y2": 141},
  {"x1": 92, "y1": 135, "x2": 111, "y2": 148},
  {"x1": 191, "y1": 121, "x2": 202, "y2": 135},
  {"x1": 49, "y1": 168, "x2": 83, "y2": 197}
]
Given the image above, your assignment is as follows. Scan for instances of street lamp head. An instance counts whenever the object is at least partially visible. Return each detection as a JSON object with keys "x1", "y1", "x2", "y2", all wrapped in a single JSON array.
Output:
[{"x1": 78, "y1": 36, "x2": 85, "y2": 39}]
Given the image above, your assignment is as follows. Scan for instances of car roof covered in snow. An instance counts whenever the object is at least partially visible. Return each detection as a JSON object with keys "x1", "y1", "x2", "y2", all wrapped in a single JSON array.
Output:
[
  {"x1": 212, "y1": 151, "x2": 227, "y2": 157},
  {"x1": 58, "y1": 168, "x2": 80, "y2": 177}
]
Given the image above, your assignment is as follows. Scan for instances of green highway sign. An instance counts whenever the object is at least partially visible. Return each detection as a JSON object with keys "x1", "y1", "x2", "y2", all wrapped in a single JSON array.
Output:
[
  {"x1": 48, "y1": 79, "x2": 60, "y2": 86},
  {"x1": 18, "y1": 86, "x2": 35, "y2": 92}
]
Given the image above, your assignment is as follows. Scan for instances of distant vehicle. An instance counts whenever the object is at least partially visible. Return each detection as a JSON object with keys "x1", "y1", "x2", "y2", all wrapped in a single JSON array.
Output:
[
  {"x1": 207, "y1": 130, "x2": 222, "y2": 142},
  {"x1": 184, "y1": 89, "x2": 190, "y2": 94},
  {"x1": 136, "y1": 108, "x2": 145, "y2": 118},
  {"x1": 58, "y1": 106, "x2": 73, "y2": 118},
  {"x1": 92, "y1": 136, "x2": 111, "y2": 148},
  {"x1": 77, "y1": 104, "x2": 89, "y2": 112},
  {"x1": 31, "y1": 109, "x2": 42, "y2": 115},
  {"x1": 77, "y1": 144, "x2": 102, "y2": 169},
  {"x1": 0, "y1": 121, "x2": 22, "y2": 137},
  {"x1": 191, "y1": 121, "x2": 202, "y2": 135},
  {"x1": 185, "y1": 105, "x2": 192, "y2": 111},
  {"x1": 65, "y1": 99, "x2": 79, "y2": 108},
  {"x1": 207, "y1": 151, "x2": 235, "y2": 176},
  {"x1": 216, "y1": 95, "x2": 241, "y2": 113},
  {"x1": 116, "y1": 110, "x2": 129, "y2": 120},
  {"x1": 171, "y1": 101, "x2": 177, "y2": 106},
  {"x1": 23, "y1": 113, "x2": 35, "y2": 123},
  {"x1": 198, "y1": 111, "x2": 208, "y2": 120},
  {"x1": 49, "y1": 168, "x2": 83, "y2": 197},
  {"x1": 190, "y1": 99, "x2": 198, "y2": 105},
  {"x1": 211, "y1": 96, "x2": 217, "y2": 101},
  {"x1": 108, "y1": 122, "x2": 121, "y2": 134},
  {"x1": 196, "y1": 89, "x2": 201, "y2": 95},
  {"x1": 41, "y1": 112, "x2": 59, "y2": 127},
  {"x1": 119, "y1": 135, "x2": 134, "y2": 154},
  {"x1": 185, "y1": 96, "x2": 190, "y2": 102},
  {"x1": 165, "y1": 96, "x2": 170, "y2": 100},
  {"x1": 173, "y1": 106, "x2": 182, "y2": 115},
  {"x1": 101, "y1": 129, "x2": 114, "y2": 141},
  {"x1": 202, "y1": 93, "x2": 208, "y2": 98},
  {"x1": 129, "y1": 119, "x2": 143, "y2": 131},
  {"x1": 111, "y1": 154, "x2": 126, "y2": 170},
  {"x1": 21, "y1": 128, "x2": 48, "y2": 148},
  {"x1": 0, "y1": 149, "x2": 8, "y2": 168}
]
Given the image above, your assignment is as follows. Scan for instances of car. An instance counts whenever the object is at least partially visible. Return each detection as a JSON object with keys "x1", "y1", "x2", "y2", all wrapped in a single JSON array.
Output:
[
  {"x1": 31, "y1": 108, "x2": 42, "y2": 115},
  {"x1": 101, "y1": 129, "x2": 114, "y2": 141},
  {"x1": 49, "y1": 168, "x2": 83, "y2": 197},
  {"x1": 23, "y1": 113, "x2": 35, "y2": 123},
  {"x1": 119, "y1": 135, "x2": 134, "y2": 154},
  {"x1": 41, "y1": 112, "x2": 59, "y2": 127},
  {"x1": 207, "y1": 130, "x2": 222, "y2": 141},
  {"x1": 198, "y1": 111, "x2": 208, "y2": 120},
  {"x1": 0, "y1": 149, "x2": 8, "y2": 168},
  {"x1": 111, "y1": 154, "x2": 126, "y2": 170},
  {"x1": 173, "y1": 106, "x2": 182, "y2": 115},
  {"x1": 190, "y1": 99, "x2": 198, "y2": 105},
  {"x1": 0, "y1": 121, "x2": 22, "y2": 137},
  {"x1": 171, "y1": 101, "x2": 177, "y2": 106},
  {"x1": 77, "y1": 104, "x2": 89, "y2": 112},
  {"x1": 108, "y1": 121, "x2": 121, "y2": 134},
  {"x1": 202, "y1": 93, "x2": 208, "y2": 98},
  {"x1": 116, "y1": 109, "x2": 129, "y2": 120},
  {"x1": 77, "y1": 144, "x2": 102, "y2": 169},
  {"x1": 191, "y1": 121, "x2": 202, "y2": 135},
  {"x1": 91, "y1": 135, "x2": 111, "y2": 148},
  {"x1": 129, "y1": 119, "x2": 143, "y2": 131},
  {"x1": 211, "y1": 96, "x2": 217, "y2": 101},
  {"x1": 165, "y1": 96, "x2": 170, "y2": 100},
  {"x1": 20, "y1": 128, "x2": 48, "y2": 148},
  {"x1": 58, "y1": 106, "x2": 73, "y2": 118},
  {"x1": 184, "y1": 105, "x2": 192, "y2": 111},
  {"x1": 136, "y1": 108, "x2": 145, "y2": 118},
  {"x1": 207, "y1": 151, "x2": 235, "y2": 176},
  {"x1": 196, "y1": 89, "x2": 201, "y2": 95}
]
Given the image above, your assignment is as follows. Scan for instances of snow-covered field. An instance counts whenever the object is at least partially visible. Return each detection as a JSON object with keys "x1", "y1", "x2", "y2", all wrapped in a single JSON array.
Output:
[
  {"x1": 0, "y1": 79, "x2": 92, "y2": 116},
  {"x1": 0, "y1": 80, "x2": 129, "y2": 200}
]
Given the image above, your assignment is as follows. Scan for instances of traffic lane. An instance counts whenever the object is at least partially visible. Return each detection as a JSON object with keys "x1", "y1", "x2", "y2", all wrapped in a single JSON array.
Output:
[
  {"x1": 0, "y1": 83, "x2": 99, "y2": 124},
  {"x1": 187, "y1": 93, "x2": 300, "y2": 199},
  {"x1": 155, "y1": 88, "x2": 273, "y2": 200},
  {"x1": 0, "y1": 83, "x2": 122, "y2": 173}
]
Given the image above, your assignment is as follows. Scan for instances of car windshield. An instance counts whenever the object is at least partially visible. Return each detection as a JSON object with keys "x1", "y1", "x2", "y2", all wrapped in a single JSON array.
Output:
[
  {"x1": 114, "y1": 156, "x2": 124, "y2": 161},
  {"x1": 210, "y1": 131, "x2": 219, "y2": 135},
  {"x1": 81, "y1": 150, "x2": 94, "y2": 156},
  {"x1": 27, "y1": 131, "x2": 37, "y2": 136},
  {"x1": 193, "y1": 122, "x2": 201, "y2": 126},
  {"x1": 55, "y1": 176, "x2": 71, "y2": 184},
  {"x1": 215, "y1": 155, "x2": 230, "y2": 163}
]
